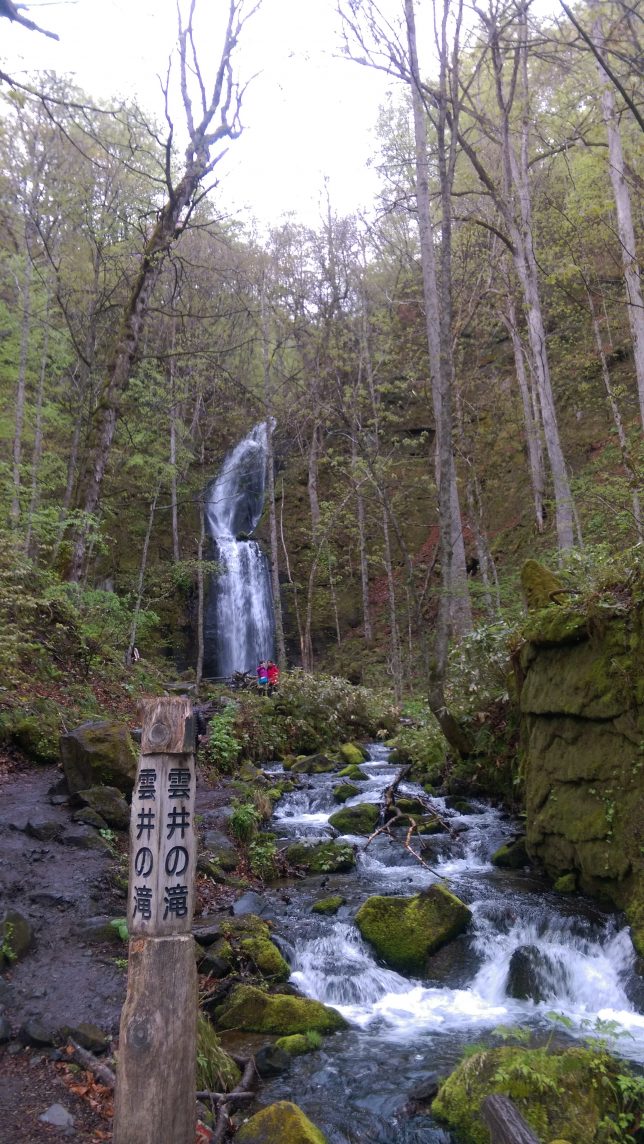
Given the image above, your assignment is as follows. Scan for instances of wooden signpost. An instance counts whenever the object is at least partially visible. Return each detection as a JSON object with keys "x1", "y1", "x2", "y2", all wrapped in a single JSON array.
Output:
[{"x1": 113, "y1": 697, "x2": 197, "y2": 1144}]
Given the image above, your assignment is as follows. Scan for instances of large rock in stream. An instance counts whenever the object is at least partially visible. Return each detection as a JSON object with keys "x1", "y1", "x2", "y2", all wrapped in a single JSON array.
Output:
[
  {"x1": 60, "y1": 721, "x2": 138, "y2": 796},
  {"x1": 214, "y1": 984, "x2": 346, "y2": 1035},
  {"x1": 355, "y1": 885, "x2": 472, "y2": 974},
  {"x1": 235, "y1": 1101, "x2": 328, "y2": 1144}
]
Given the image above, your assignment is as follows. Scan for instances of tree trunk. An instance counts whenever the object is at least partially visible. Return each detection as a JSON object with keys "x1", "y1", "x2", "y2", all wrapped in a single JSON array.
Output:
[
  {"x1": 25, "y1": 281, "x2": 51, "y2": 556},
  {"x1": 352, "y1": 434, "x2": 372, "y2": 643},
  {"x1": 307, "y1": 421, "x2": 321, "y2": 545},
  {"x1": 480, "y1": 1095, "x2": 539, "y2": 1144},
  {"x1": 126, "y1": 484, "x2": 160, "y2": 666},
  {"x1": 501, "y1": 296, "x2": 546, "y2": 533},
  {"x1": 593, "y1": 14, "x2": 644, "y2": 431},
  {"x1": 168, "y1": 316, "x2": 181, "y2": 564},
  {"x1": 381, "y1": 498, "x2": 403, "y2": 705},
  {"x1": 11, "y1": 252, "x2": 33, "y2": 529}
]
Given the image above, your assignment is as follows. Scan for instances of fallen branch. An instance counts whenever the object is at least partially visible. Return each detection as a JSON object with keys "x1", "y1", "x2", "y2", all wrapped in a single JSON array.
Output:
[
  {"x1": 364, "y1": 810, "x2": 444, "y2": 877},
  {"x1": 66, "y1": 1039, "x2": 116, "y2": 1089},
  {"x1": 196, "y1": 1090, "x2": 254, "y2": 1103},
  {"x1": 480, "y1": 1094, "x2": 540, "y2": 1143},
  {"x1": 212, "y1": 1055, "x2": 257, "y2": 1144}
]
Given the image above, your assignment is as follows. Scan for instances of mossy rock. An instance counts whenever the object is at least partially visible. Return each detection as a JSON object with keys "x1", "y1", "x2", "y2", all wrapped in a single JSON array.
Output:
[
  {"x1": 387, "y1": 747, "x2": 412, "y2": 765},
  {"x1": 390, "y1": 797, "x2": 426, "y2": 816},
  {"x1": 336, "y1": 764, "x2": 366, "y2": 781},
  {"x1": 285, "y1": 841, "x2": 355, "y2": 875},
  {"x1": 491, "y1": 838, "x2": 528, "y2": 869},
  {"x1": 520, "y1": 559, "x2": 565, "y2": 611},
  {"x1": 214, "y1": 985, "x2": 346, "y2": 1035},
  {"x1": 196, "y1": 1013, "x2": 241, "y2": 1092},
  {"x1": 312, "y1": 896, "x2": 345, "y2": 915},
  {"x1": 333, "y1": 783, "x2": 359, "y2": 803},
  {"x1": 239, "y1": 937, "x2": 290, "y2": 981},
  {"x1": 199, "y1": 938, "x2": 234, "y2": 978},
  {"x1": 60, "y1": 721, "x2": 138, "y2": 796},
  {"x1": 338, "y1": 742, "x2": 366, "y2": 766},
  {"x1": 554, "y1": 873, "x2": 577, "y2": 894},
  {"x1": 432, "y1": 1045, "x2": 628, "y2": 1143},
  {"x1": 445, "y1": 797, "x2": 475, "y2": 815},
  {"x1": 290, "y1": 754, "x2": 338, "y2": 775},
  {"x1": 1, "y1": 698, "x2": 62, "y2": 762},
  {"x1": 275, "y1": 1034, "x2": 315, "y2": 1057},
  {"x1": 416, "y1": 817, "x2": 448, "y2": 835},
  {"x1": 76, "y1": 786, "x2": 130, "y2": 830},
  {"x1": 355, "y1": 885, "x2": 471, "y2": 975},
  {"x1": 234, "y1": 1100, "x2": 328, "y2": 1144},
  {"x1": 328, "y1": 803, "x2": 379, "y2": 835}
]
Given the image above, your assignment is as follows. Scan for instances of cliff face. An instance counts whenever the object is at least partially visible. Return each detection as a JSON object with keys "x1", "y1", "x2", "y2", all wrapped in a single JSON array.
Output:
[{"x1": 518, "y1": 596, "x2": 644, "y2": 953}]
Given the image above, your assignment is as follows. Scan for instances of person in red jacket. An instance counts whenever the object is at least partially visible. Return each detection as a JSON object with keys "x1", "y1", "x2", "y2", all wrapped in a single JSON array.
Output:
[{"x1": 267, "y1": 661, "x2": 280, "y2": 694}]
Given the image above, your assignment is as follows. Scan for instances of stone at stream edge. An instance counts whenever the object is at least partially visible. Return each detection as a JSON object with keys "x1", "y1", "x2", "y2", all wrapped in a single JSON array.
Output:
[
  {"x1": 333, "y1": 783, "x2": 359, "y2": 803},
  {"x1": 290, "y1": 754, "x2": 340, "y2": 775},
  {"x1": 338, "y1": 742, "x2": 367, "y2": 766},
  {"x1": 328, "y1": 803, "x2": 380, "y2": 834},
  {"x1": 312, "y1": 895, "x2": 345, "y2": 915},
  {"x1": 214, "y1": 984, "x2": 347, "y2": 1035},
  {"x1": 234, "y1": 1100, "x2": 328, "y2": 1144},
  {"x1": 355, "y1": 885, "x2": 472, "y2": 975}
]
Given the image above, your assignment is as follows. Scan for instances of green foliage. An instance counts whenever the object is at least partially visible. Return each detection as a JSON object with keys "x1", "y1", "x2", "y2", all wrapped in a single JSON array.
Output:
[
  {"x1": 0, "y1": 922, "x2": 17, "y2": 964},
  {"x1": 109, "y1": 917, "x2": 129, "y2": 943},
  {"x1": 247, "y1": 833, "x2": 278, "y2": 880},
  {"x1": 229, "y1": 801, "x2": 260, "y2": 846},
  {"x1": 204, "y1": 706, "x2": 241, "y2": 774}
]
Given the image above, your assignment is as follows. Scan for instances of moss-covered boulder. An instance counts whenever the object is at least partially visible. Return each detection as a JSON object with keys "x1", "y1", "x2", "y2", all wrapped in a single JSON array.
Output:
[
  {"x1": 76, "y1": 786, "x2": 130, "y2": 830},
  {"x1": 239, "y1": 936, "x2": 290, "y2": 981},
  {"x1": 196, "y1": 1014, "x2": 241, "y2": 1092},
  {"x1": 312, "y1": 896, "x2": 345, "y2": 915},
  {"x1": 333, "y1": 783, "x2": 359, "y2": 803},
  {"x1": 275, "y1": 1034, "x2": 316, "y2": 1057},
  {"x1": 432, "y1": 1045, "x2": 634, "y2": 1143},
  {"x1": 520, "y1": 559, "x2": 565, "y2": 610},
  {"x1": 214, "y1": 985, "x2": 346, "y2": 1035},
  {"x1": 519, "y1": 598, "x2": 644, "y2": 924},
  {"x1": 328, "y1": 803, "x2": 379, "y2": 835},
  {"x1": 388, "y1": 797, "x2": 426, "y2": 817},
  {"x1": 336, "y1": 764, "x2": 366, "y2": 781},
  {"x1": 290, "y1": 754, "x2": 338, "y2": 775},
  {"x1": 235, "y1": 1101, "x2": 328, "y2": 1144},
  {"x1": 285, "y1": 841, "x2": 355, "y2": 874},
  {"x1": 60, "y1": 721, "x2": 138, "y2": 796},
  {"x1": 339, "y1": 742, "x2": 367, "y2": 766},
  {"x1": 355, "y1": 885, "x2": 471, "y2": 974},
  {"x1": 491, "y1": 837, "x2": 528, "y2": 869}
]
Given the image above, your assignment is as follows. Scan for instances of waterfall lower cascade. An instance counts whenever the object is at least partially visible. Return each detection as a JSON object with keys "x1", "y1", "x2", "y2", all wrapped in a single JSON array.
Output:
[
  {"x1": 204, "y1": 422, "x2": 275, "y2": 678},
  {"x1": 256, "y1": 744, "x2": 644, "y2": 1143}
]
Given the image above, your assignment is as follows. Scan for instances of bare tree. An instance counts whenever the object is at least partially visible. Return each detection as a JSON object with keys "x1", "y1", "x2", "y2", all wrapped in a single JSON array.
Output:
[{"x1": 68, "y1": 0, "x2": 259, "y2": 580}]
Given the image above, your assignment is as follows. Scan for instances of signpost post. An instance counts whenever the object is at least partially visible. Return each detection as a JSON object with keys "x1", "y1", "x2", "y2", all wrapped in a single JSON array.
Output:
[{"x1": 113, "y1": 696, "x2": 197, "y2": 1144}]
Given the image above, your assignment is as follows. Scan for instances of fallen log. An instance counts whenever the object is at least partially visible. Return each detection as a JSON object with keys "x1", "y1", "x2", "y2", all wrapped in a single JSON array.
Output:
[
  {"x1": 480, "y1": 1095, "x2": 540, "y2": 1143},
  {"x1": 212, "y1": 1055, "x2": 257, "y2": 1144},
  {"x1": 67, "y1": 1039, "x2": 116, "y2": 1089}
]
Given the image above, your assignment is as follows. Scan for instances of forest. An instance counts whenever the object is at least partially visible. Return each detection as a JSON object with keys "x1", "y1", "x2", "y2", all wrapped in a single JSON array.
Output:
[{"x1": 0, "y1": 0, "x2": 643, "y2": 1141}]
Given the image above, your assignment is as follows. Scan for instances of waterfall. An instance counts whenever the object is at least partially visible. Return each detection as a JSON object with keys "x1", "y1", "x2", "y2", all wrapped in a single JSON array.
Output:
[{"x1": 203, "y1": 422, "x2": 275, "y2": 678}]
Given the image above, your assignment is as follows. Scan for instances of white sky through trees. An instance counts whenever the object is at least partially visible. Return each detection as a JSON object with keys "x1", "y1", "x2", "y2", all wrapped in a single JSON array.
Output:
[{"x1": 1, "y1": 0, "x2": 394, "y2": 227}]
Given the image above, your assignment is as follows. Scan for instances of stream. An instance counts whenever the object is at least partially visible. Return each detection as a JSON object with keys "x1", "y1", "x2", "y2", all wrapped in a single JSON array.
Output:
[{"x1": 248, "y1": 744, "x2": 644, "y2": 1143}]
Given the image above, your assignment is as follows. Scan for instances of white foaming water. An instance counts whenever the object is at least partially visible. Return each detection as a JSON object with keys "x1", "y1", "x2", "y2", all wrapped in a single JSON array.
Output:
[
  {"x1": 204, "y1": 422, "x2": 275, "y2": 677},
  {"x1": 278, "y1": 745, "x2": 644, "y2": 1062}
]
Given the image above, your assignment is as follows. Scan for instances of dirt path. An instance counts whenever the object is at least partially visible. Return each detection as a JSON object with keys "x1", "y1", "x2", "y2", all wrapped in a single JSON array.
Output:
[{"x1": 0, "y1": 759, "x2": 126, "y2": 1142}]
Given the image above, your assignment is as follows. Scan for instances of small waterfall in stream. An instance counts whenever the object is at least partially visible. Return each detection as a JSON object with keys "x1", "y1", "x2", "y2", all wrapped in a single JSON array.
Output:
[{"x1": 203, "y1": 422, "x2": 275, "y2": 678}]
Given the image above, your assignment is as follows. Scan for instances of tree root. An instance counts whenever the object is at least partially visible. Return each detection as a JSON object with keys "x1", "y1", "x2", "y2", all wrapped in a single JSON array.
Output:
[{"x1": 66, "y1": 1039, "x2": 117, "y2": 1089}]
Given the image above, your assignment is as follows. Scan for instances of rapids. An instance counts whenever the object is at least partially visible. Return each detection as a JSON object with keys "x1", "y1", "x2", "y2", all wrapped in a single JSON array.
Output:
[{"x1": 253, "y1": 743, "x2": 644, "y2": 1142}]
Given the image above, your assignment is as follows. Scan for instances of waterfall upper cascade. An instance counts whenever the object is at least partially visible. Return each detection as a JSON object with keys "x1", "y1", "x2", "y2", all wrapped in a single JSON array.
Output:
[{"x1": 204, "y1": 422, "x2": 275, "y2": 679}]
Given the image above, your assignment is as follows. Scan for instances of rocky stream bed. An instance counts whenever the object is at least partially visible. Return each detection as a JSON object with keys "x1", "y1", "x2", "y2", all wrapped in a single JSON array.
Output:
[{"x1": 1, "y1": 742, "x2": 644, "y2": 1143}]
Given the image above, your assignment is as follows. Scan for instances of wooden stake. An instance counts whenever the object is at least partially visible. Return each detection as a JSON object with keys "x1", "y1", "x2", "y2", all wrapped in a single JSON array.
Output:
[{"x1": 113, "y1": 697, "x2": 197, "y2": 1144}]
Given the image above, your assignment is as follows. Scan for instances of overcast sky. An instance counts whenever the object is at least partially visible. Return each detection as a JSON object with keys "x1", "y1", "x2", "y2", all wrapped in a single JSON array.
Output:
[{"x1": 1, "y1": 0, "x2": 396, "y2": 228}]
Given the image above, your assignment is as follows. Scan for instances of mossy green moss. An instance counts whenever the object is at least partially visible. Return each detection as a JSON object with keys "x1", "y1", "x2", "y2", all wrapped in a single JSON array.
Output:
[
  {"x1": 432, "y1": 1045, "x2": 631, "y2": 1144},
  {"x1": 239, "y1": 937, "x2": 290, "y2": 981},
  {"x1": 234, "y1": 1100, "x2": 328, "y2": 1144},
  {"x1": 333, "y1": 783, "x2": 359, "y2": 803},
  {"x1": 311, "y1": 895, "x2": 345, "y2": 915},
  {"x1": 275, "y1": 1034, "x2": 316, "y2": 1056},
  {"x1": 520, "y1": 559, "x2": 565, "y2": 611},
  {"x1": 214, "y1": 984, "x2": 346, "y2": 1035},
  {"x1": 336, "y1": 764, "x2": 366, "y2": 780},
  {"x1": 285, "y1": 841, "x2": 355, "y2": 874},
  {"x1": 355, "y1": 885, "x2": 471, "y2": 974},
  {"x1": 338, "y1": 742, "x2": 366, "y2": 766},
  {"x1": 328, "y1": 803, "x2": 379, "y2": 835},
  {"x1": 554, "y1": 873, "x2": 577, "y2": 894},
  {"x1": 290, "y1": 754, "x2": 339, "y2": 775}
]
